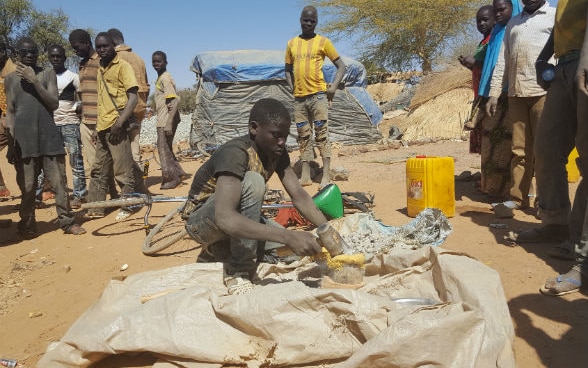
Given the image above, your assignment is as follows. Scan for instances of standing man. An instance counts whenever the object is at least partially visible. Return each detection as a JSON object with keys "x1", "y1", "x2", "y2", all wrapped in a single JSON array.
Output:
[
  {"x1": 107, "y1": 28, "x2": 150, "y2": 165},
  {"x1": 0, "y1": 40, "x2": 16, "y2": 199},
  {"x1": 486, "y1": 0, "x2": 555, "y2": 214},
  {"x1": 285, "y1": 5, "x2": 346, "y2": 189},
  {"x1": 48, "y1": 44, "x2": 87, "y2": 209},
  {"x1": 86, "y1": 32, "x2": 143, "y2": 221},
  {"x1": 68, "y1": 29, "x2": 99, "y2": 176},
  {"x1": 5, "y1": 37, "x2": 85, "y2": 238},
  {"x1": 69, "y1": 29, "x2": 118, "y2": 201},
  {"x1": 152, "y1": 50, "x2": 188, "y2": 189},
  {"x1": 524, "y1": 0, "x2": 588, "y2": 296},
  {"x1": 184, "y1": 98, "x2": 326, "y2": 295}
]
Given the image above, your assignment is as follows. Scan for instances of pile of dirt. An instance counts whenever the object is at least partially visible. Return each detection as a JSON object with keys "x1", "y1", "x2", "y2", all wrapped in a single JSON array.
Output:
[{"x1": 366, "y1": 82, "x2": 405, "y2": 104}]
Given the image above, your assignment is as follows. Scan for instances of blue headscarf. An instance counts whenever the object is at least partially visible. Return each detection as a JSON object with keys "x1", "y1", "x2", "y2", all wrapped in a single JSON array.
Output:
[{"x1": 478, "y1": 0, "x2": 523, "y2": 97}]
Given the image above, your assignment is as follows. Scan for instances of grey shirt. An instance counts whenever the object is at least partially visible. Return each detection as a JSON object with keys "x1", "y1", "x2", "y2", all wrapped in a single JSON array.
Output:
[{"x1": 5, "y1": 67, "x2": 65, "y2": 158}]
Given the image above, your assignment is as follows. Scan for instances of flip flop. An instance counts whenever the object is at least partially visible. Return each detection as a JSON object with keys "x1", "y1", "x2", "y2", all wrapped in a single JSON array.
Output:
[{"x1": 539, "y1": 275, "x2": 581, "y2": 296}]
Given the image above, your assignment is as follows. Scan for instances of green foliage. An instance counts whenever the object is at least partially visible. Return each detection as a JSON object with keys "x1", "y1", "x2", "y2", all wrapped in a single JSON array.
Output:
[
  {"x1": 313, "y1": 0, "x2": 487, "y2": 73},
  {"x1": 0, "y1": 0, "x2": 31, "y2": 45},
  {"x1": 0, "y1": 0, "x2": 70, "y2": 63},
  {"x1": 177, "y1": 86, "x2": 198, "y2": 114}
]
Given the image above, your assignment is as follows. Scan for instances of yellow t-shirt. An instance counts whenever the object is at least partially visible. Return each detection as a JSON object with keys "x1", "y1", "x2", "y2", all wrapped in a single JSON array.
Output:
[
  {"x1": 96, "y1": 55, "x2": 138, "y2": 131},
  {"x1": 554, "y1": 0, "x2": 588, "y2": 58},
  {"x1": 285, "y1": 34, "x2": 340, "y2": 98}
]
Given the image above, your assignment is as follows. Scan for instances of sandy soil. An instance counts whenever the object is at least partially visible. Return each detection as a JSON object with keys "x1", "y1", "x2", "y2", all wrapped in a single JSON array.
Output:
[{"x1": 0, "y1": 124, "x2": 587, "y2": 367}]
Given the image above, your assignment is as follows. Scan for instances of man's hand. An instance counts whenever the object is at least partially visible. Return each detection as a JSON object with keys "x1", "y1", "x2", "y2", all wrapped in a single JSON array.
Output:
[
  {"x1": 485, "y1": 96, "x2": 499, "y2": 117},
  {"x1": 535, "y1": 60, "x2": 552, "y2": 90},
  {"x1": 284, "y1": 231, "x2": 322, "y2": 256},
  {"x1": 108, "y1": 117, "x2": 125, "y2": 145},
  {"x1": 15, "y1": 62, "x2": 38, "y2": 84},
  {"x1": 326, "y1": 84, "x2": 337, "y2": 107},
  {"x1": 164, "y1": 123, "x2": 173, "y2": 136},
  {"x1": 458, "y1": 55, "x2": 475, "y2": 70},
  {"x1": 91, "y1": 130, "x2": 98, "y2": 145}
]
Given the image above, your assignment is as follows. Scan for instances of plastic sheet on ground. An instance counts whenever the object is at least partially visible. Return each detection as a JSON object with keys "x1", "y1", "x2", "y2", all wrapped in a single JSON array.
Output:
[{"x1": 39, "y1": 213, "x2": 515, "y2": 368}]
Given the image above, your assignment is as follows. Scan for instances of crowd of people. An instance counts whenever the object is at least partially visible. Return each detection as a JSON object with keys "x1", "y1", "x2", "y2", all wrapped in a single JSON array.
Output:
[
  {"x1": 0, "y1": 28, "x2": 191, "y2": 236},
  {"x1": 459, "y1": 0, "x2": 588, "y2": 297},
  {"x1": 0, "y1": 6, "x2": 343, "y2": 294},
  {"x1": 2, "y1": 1, "x2": 587, "y2": 299}
]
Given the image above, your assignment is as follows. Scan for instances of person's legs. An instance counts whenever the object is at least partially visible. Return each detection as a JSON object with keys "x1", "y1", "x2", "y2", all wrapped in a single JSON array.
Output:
[
  {"x1": 79, "y1": 123, "x2": 96, "y2": 175},
  {"x1": 128, "y1": 125, "x2": 141, "y2": 164},
  {"x1": 541, "y1": 75, "x2": 588, "y2": 294},
  {"x1": 186, "y1": 171, "x2": 266, "y2": 294},
  {"x1": 535, "y1": 62, "x2": 577, "y2": 224},
  {"x1": 308, "y1": 93, "x2": 331, "y2": 188},
  {"x1": 515, "y1": 63, "x2": 576, "y2": 243},
  {"x1": 295, "y1": 98, "x2": 314, "y2": 186},
  {"x1": 227, "y1": 171, "x2": 266, "y2": 273},
  {"x1": 104, "y1": 130, "x2": 142, "y2": 220},
  {"x1": 157, "y1": 127, "x2": 181, "y2": 189},
  {"x1": 106, "y1": 131, "x2": 136, "y2": 196},
  {"x1": 508, "y1": 97, "x2": 535, "y2": 208},
  {"x1": 187, "y1": 172, "x2": 266, "y2": 269},
  {"x1": 14, "y1": 154, "x2": 41, "y2": 237},
  {"x1": 86, "y1": 131, "x2": 114, "y2": 217},
  {"x1": 42, "y1": 155, "x2": 77, "y2": 230},
  {"x1": 59, "y1": 124, "x2": 87, "y2": 202},
  {"x1": 480, "y1": 94, "x2": 512, "y2": 200}
]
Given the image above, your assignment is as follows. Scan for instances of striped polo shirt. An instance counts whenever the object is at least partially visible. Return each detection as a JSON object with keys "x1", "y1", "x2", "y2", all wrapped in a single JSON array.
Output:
[
  {"x1": 78, "y1": 51, "x2": 99, "y2": 125},
  {"x1": 285, "y1": 34, "x2": 340, "y2": 98}
]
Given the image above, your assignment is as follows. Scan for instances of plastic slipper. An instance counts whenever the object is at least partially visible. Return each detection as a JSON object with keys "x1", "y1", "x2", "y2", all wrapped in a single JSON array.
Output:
[
  {"x1": 546, "y1": 244, "x2": 577, "y2": 261},
  {"x1": 539, "y1": 275, "x2": 581, "y2": 296}
]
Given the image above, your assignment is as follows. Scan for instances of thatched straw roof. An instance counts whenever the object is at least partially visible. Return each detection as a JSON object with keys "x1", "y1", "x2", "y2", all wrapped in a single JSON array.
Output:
[
  {"x1": 408, "y1": 65, "x2": 472, "y2": 111},
  {"x1": 397, "y1": 87, "x2": 472, "y2": 141},
  {"x1": 384, "y1": 64, "x2": 473, "y2": 141}
]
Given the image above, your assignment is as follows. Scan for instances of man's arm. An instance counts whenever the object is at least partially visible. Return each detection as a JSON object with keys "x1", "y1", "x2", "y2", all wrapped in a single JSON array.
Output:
[
  {"x1": 16, "y1": 64, "x2": 58, "y2": 111},
  {"x1": 285, "y1": 63, "x2": 294, "y2": 92},
  {"x1": 164, "y1": 96, "x2": 180, "y2": 133},
  {"x1": 577, "y1": 10, "x2": 588, "y2": 96},
  {"x1": 280, "y1": 166, "x2": 328, "y2": 226},
  {"x1": 109, "y1": 86, "x2": 138, "y2": 144},
  {"x1": 326, "y1": 57, "x2": 346, "y2": 103},
  {"x1": 214, "y1": 174, "x2": 322, "y2": 256},
  {"x1": 535, "y1": 30, "x2": 555, "y2": 90},
  {"x1": 486, "y1": 37, "x2": 508, "y2": 116}
]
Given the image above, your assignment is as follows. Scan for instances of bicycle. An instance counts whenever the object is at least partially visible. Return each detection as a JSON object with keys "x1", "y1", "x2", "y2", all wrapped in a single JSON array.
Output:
[{"x1": 81, "y1": 192, "x2": 294, "y2": 256}]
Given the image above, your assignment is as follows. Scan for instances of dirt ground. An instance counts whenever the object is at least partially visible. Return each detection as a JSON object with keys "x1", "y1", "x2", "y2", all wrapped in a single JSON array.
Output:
[{"x1": 1, "y1": 122, "x2": 587, "y2": 367}]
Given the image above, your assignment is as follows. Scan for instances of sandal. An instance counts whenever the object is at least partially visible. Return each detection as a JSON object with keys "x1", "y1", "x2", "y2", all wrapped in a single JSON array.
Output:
[
  {"x1": 64, "y1": 223, "x2": 86, "y2": 235},
  {"x1": 540, "y1": 275, "x2": 581, "y2": 296}
]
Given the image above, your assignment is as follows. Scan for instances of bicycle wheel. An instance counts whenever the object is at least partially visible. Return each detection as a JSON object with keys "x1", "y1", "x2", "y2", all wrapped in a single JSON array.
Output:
[
  {"x1": 142, "y1": 205, "x2": 200, "y2": 255},
  {"x1": 82, "y1": 196, "x2": 146, "y2": 210}
]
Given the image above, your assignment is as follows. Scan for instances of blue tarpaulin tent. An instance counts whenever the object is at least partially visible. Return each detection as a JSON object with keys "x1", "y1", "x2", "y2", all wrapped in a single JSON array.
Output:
[{"x1": 189, "y1": 50, "x2": 383, "y2": 149}]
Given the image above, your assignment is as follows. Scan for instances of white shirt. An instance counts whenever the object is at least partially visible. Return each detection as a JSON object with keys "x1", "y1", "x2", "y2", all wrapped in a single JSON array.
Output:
[
  {"x1": 54, "y1": 69, "x2": 81, "y2": 126},
  {"x1": 489, "y1": 2, "x2": 556, "y2": 98}
]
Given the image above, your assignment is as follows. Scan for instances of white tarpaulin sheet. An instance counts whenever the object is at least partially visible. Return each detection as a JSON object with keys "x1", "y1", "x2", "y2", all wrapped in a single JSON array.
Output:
[{"x1": 39, "y1": 215, "x2": 515, "y2": 368}]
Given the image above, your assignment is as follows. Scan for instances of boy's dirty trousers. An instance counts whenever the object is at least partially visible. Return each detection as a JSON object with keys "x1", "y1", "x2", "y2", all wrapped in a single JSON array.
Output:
[{"x1": 185, "y1": 171, "x2": 284, "y2": 273}]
